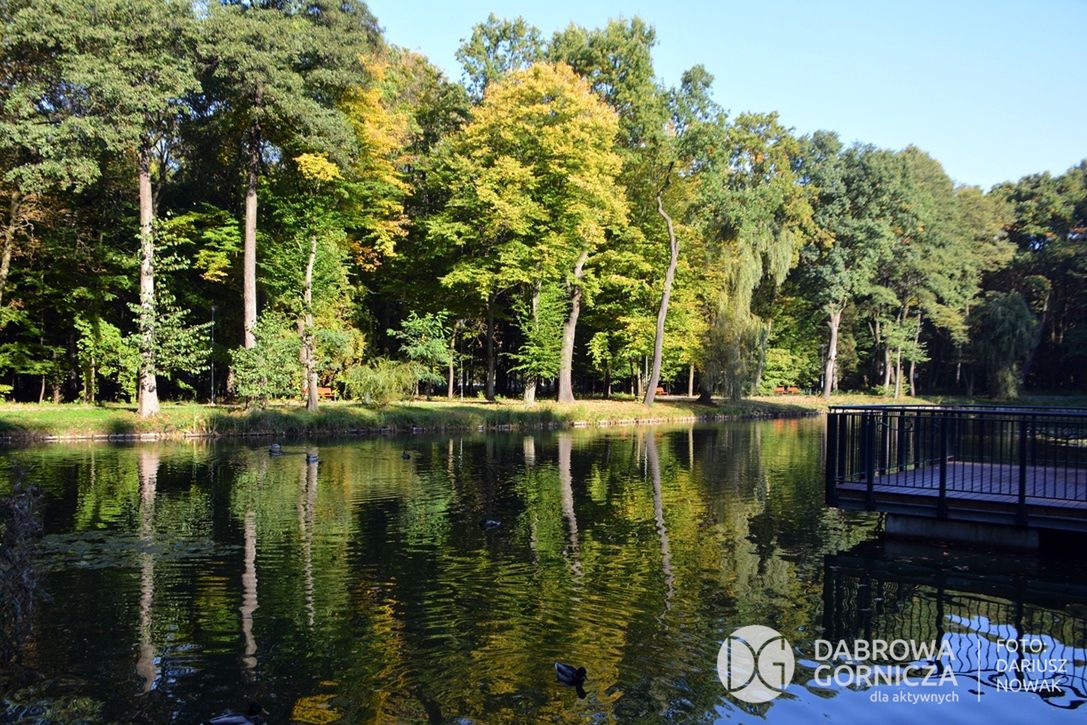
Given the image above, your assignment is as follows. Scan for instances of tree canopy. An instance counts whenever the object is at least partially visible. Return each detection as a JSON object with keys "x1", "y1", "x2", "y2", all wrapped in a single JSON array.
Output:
[{"x1": 0, "y1": 7, "x2": 1081, "y2": 409}]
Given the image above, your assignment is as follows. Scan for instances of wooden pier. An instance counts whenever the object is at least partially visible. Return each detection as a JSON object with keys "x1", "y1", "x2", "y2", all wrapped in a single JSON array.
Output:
[{"x1": 826, "y1": 405, "x2": 1087, "y2": 532}]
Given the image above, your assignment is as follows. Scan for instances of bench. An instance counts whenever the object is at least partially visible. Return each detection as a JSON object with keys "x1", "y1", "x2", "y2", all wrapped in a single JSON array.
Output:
[{"x1": 302, "y1": 385, "x2": 335, "y2": 400}]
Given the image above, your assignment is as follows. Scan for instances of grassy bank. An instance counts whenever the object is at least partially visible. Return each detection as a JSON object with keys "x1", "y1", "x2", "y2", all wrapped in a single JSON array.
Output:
[
  {"x1": 0, "y1": 396, "x2": 808, "y2": 442},
  {"x1": 0, "y1": 393, "x2": 1083, "y2": 443}
]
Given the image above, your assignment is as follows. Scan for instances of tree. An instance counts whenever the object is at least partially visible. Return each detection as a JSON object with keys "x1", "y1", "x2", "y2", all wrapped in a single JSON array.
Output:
[
  {"x1": 971, "y1": 292, "x2": 1038, "y2": 398},
  {"x1": 642, "y1": 66, "x2": 720, "y2": 404},
  {"x1": 508, "y1": 282, "x2": 564, "y2": 402},
  {"x1": 12, "y1": 0, "x2": 202, "y2": 416},
  {"x1": 456, "y1": 14, "x2": 543, "y2": 100},
  {"x1": 693, "y1": 112, "x2": 813, "y2": 400},
  {"x1": 200, "y1": 2, "x2": 368, "y2": 349},
  {"x1": 430, "y1": 63, "x2": 627, "y2": 403},
  {"x1": 797, "y1": 136, "x2": 896, "y2": 398},
  {"x1": 388, "y1": 311, "x2": 450, "y2": 396}
]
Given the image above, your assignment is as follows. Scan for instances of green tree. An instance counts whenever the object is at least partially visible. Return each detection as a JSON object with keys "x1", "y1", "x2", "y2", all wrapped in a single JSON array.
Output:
[
  {"x1": 694, "y1": 112, "x2": 813, "y2": 400},
  {"x1": 508, "y1": 282, "x2": 564, "y2": 402},
  {"x1": 388, "y1": 310, "x2": 450, "y2": 396},
  {"x1": 200, "y1": 2, "x2": 368, "y2": 349},
  {"x1": 456, "y1": 14, "x2": 543, "y2": 100},
  {"x1": 12, "y1": 0, "x2": 202, "y2": 415}
]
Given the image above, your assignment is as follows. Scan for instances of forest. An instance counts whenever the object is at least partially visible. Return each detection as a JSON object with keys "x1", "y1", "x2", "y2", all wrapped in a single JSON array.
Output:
[{"x1": 0, "y1": 2, "x2": 1084, "y2": 417}]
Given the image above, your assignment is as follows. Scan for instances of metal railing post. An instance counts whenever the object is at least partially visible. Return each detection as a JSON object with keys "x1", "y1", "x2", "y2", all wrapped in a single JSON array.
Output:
[
  {"x1": 938, "y1": 412, "x2": 948, "y2": 518},
  {"x1": 864, "y1": 412, "x2": 876, "y2": 509},
  {"x1": 826, "y1": 410, "x2": 839, "y2": 505},
  {"x1": 1017, "y1": 416, "x2": 1029, "y2": 526}
]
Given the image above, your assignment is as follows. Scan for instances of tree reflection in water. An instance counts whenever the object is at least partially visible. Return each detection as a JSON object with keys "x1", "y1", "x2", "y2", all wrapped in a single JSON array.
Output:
[{"x1": 2, "y1": 420, "x2": 1083, "y2": 722}]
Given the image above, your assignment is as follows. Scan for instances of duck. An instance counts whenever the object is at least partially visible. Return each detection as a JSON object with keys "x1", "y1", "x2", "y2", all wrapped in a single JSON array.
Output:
[
  {"x1": 268, "y1": 444, "x2": 283, "y2": 456},
  {"x1": 401, "y1": 451, "x2": 411, "y2": 460},
  {"x1": 479, "y1": 518, "x2": 502, "y2": 531},
  {"x1": 203, "y1": 702, "x2": 268, "y2": 725},
  {"x1": 305, "y1": 452, "x2": 319, "y2": 463},
  {"x1": 554, "y1": 662, "x2": 587, "y2": 699}
]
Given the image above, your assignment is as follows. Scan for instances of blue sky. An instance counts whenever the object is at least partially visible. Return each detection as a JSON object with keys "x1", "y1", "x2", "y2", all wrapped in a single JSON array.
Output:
[{"x1": 366, "y1": 0, "x2": 1086, "y2": 190}]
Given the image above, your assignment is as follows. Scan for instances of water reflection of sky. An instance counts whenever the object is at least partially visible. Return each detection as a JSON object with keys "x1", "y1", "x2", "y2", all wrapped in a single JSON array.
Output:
[{"x1": 0, "y1": 420, "x2": 1084, "y2": 723}]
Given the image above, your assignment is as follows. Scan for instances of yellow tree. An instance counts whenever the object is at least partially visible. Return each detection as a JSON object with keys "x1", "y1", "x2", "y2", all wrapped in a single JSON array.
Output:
[{"x1": 431, "y1": 62, "x2": 627, "y2": 402}]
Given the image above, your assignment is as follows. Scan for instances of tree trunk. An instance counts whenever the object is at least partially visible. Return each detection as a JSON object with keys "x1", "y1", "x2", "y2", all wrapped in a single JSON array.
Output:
[
  {"x1": 643, "y1": 186, "x2": 679, "y2": 406},
  {"x1": 0, "y1": 191, "x2": 20, "y2": 311},
  {"x1": 909, "y1": 312, "x2": 922, "y2": 397},
  {"x1": 524, "y1": 282, "x2": 540, "y2": 403},
  {"x1": 137, "y1": 146, "x2": 160, "y2": 418},
  {"x1": 1019, "y1": 289, "x2": 1049, "y2": 389},
  {"x1": 303, "y1": 234, "x2": 318, "y2": 412},
  {"x1": 697, "y1": 357, "x2": 714, "y2": 404},
  {"x1": 485, "y1": 295, "x2": 496, "y2": 401},
  {"x1": 447, "y1": 328, "x2": 456, "y2": 400},
  {"x1": 822, "y1": 306, "x2": 842, "y2": 399},
  {"x1": 893, "y1": 348, "x2": 903, "y2": 399},
  {"x1": 557, "y1": 251, "x2": 587, "y2": 403},
  {"x1": 882, "y1": 346, "x2": 892, "y2": 389},
  {"x1": 243, "y1": 136, "x2": 260, "y2": 349},
  {"x1": 688, "y1": 363, "x2": 695, "y2": 398}
]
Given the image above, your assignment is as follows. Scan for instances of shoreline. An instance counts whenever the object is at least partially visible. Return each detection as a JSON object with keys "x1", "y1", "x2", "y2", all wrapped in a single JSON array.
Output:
[
  {"x1": 0, "y1": 398, "x2": 821, "y2": 445},
  {"x1": 2, "y1": 393, "x2": 1081, "y2": 445}
]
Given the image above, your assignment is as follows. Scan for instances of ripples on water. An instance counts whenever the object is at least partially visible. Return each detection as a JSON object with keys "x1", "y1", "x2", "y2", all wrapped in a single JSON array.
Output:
[{"x1": 0, "y1": 419, "x2": 1084, "y2": 723}]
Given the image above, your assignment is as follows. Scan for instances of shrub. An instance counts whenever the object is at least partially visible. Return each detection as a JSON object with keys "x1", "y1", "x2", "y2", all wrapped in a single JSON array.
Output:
[
  {"x1": 231, "y1": 315, "x2": 302, "y2": 407},
  {"x1": 342, "y1": 358, "x2": 417, "y2": 407}
]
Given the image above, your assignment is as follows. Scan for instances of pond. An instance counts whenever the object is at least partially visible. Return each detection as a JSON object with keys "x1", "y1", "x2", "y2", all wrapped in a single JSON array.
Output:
[{"x1": 0, "y1": 419, "x2": 1085, "y2": 722}]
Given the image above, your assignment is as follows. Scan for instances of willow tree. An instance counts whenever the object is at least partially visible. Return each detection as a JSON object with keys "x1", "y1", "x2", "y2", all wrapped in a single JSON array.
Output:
[
  {"x1": 694, "y1": 112, "x2": 813, "y2": 400},
  {"x1": 430, "y1": 63, "x2": 626, "y2": 403},
  {"x1": 971, "y1": 291, "x2": 1038, "y2": 399}
]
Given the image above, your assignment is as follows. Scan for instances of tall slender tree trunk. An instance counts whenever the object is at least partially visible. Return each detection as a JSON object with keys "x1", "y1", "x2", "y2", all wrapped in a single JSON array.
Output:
[
  {"x1": 1019, "y1": 291, "x2": 1049, "y2": 389},
  {"x1": 688, "y1": 363, "x2": 695, "y2": 398},
  {"x1": 137, "y1": 146, "x2": 160, "y2": 418},
  {"x1": 0, "y1": 191, "x2": 21, "y2": 311},
  {"x1": 524, "y1": 282, "x2": 540, "y2": 403},
  {"x1": 557, "y1": 251, "x2": 588, "y2": 403},
  {"x1": 243, "y1": 135, "x2": 260, "y2": 349},
  {"x1": 822, "y1": 306, "x2": 843, "y2": 399},
  {"x1": 485, "y1": 295, "x2": 496, "y2": 401},
  {"x1": 447, "y1": 326, "x2": 456, "y2": 400},
  {"x1": 302, "y1": 235, "x2": 318, "y2": 412},
  {"x1": 909, "y1": 312, "x2": 922, "y2": 397},
  {"x1": 893, "y1": 348, "x2": 903, "y2": 399},
  {"x1": 644, "y1": 185, "x2": 679, "y2": 406}
]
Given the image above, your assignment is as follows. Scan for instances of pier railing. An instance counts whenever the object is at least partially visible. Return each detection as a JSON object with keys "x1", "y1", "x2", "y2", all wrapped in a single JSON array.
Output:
[{"x1": 825, "y1": 405, "x2": 1087, "y2": 523}]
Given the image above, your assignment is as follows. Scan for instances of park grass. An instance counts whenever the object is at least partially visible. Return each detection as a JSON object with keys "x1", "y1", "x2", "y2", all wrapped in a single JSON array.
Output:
[{"x1": 0, "y1": 392, "x2": 1083, "y2": 443}]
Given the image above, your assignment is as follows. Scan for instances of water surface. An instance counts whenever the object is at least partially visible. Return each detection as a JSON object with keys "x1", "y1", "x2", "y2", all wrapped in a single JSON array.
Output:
[{"x1": 1, "y1": 420, "x2": 1084, "y2": 722}]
